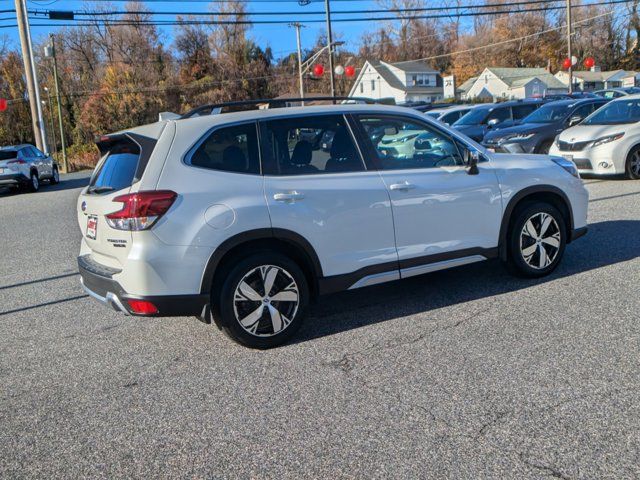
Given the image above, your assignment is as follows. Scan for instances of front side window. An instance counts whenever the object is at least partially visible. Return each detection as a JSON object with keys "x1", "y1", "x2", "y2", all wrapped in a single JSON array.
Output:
[
  {"x1": 486, "y1": 107, "x2": 511, "y2": 124},
  {"x1": 189, "y1": 122, "x2": 260, "y2": 174},
  {"x1": 356, "y1": 116, "x2": 464, "y2": 170},
  {"x1": 454, "y1": 107, "x2": 489, "y2": 126},
  {"x1": 261, "y1": 115, "x2": 363, "y2": 175},
  {"x1": 512, "y1": 104, "x2": 538, "y2": 119},
  {"x1": 523, "y1": 104, "x2": 571, "y2": 123}
]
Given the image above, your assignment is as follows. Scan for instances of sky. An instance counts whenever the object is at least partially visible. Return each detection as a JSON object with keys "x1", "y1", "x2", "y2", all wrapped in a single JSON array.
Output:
[{"x1": 1, "y1": 0, "x2": 382, "y2": 59}]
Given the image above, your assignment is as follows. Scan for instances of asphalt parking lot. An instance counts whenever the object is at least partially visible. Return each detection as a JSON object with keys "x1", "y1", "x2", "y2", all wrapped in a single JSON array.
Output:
[{"x1": 1, "y1": 172, "x2": 639, "y2": 478}]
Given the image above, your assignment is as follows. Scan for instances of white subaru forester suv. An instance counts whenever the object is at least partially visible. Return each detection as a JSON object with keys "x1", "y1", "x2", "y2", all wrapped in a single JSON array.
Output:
[{"x1": 77, "y1": 101, "x2": 589, "y2": 348}]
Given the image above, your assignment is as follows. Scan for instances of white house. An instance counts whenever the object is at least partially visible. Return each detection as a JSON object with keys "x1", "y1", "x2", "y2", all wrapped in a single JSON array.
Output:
[
  {"x1": 348, "y1": 60, "x2": 444, "y2": 103},
  {"x1": 462, "y1": 67, "x2": 568, "y2": 100},
  {"x1": 554, "y1": 69, "x2": 635, "y2": 91}
]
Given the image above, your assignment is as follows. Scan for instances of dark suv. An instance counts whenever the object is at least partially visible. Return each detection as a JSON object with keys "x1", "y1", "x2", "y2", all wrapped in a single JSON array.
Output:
[
  {"x1": 452, "y1": 99, "x2": 545, "y2": 142},
  {"x1": 482, "y1": 98, "x2": 609, "y2": 154}
]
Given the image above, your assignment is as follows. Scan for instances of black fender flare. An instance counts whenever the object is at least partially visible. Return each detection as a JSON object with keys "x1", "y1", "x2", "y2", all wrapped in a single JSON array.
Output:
[
  {"x1": 199, "y1": 228, "x2": 323, "y2": 295},
  {"x1": 498, "y1": 184, "x2": 575, "y2": 260}
]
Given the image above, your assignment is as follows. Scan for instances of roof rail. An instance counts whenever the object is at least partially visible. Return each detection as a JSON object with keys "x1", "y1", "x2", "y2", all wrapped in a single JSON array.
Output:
[{"x1": 180, "y1": 96, "x2": 394, "y2": 119}]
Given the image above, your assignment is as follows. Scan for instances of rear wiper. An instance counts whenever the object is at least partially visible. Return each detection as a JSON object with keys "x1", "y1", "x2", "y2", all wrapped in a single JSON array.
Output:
[{"x1": 88, "y1": 186, "x2": 115, "y2": 194}]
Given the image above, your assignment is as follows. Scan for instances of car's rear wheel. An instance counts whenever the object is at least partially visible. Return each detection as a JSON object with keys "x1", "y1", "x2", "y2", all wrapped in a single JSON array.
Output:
[
  {"x1": 28, "y1": 171, "x2": 39, "y2": 192},
  {"x1": 50, "y1": 166, "x2": 60, "y2": 185},
  {"x1": 506, "y1": 202, "x2": 566, "y2": 278},
  {"x1": 625, "y1": 147, "x2": 640, "y2": 180},
  {"x1": 216, "y1": 252, "x2": 309, "y2": 349}
]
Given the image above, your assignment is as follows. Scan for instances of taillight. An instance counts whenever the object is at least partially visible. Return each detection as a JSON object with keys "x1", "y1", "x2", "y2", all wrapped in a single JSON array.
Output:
[
  {"x1": 105, "y1": 190, "x2": 177, "y2": 231},
  {"x1": 127, "y1": 299, "x2": 159, "y2": 314}
]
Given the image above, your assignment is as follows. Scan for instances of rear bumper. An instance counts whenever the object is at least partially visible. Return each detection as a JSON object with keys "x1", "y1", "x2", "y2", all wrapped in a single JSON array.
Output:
[
  {"x1": 0, "y1": 173, "x2": 29, "y2": 186},
  {"x1": 78, "y1": 255, "x2": 209, "y2": 317}
]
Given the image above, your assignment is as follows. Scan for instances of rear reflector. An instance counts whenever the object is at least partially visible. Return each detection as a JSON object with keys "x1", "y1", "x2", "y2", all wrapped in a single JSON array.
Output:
[
  {"x1": 106, "y1": 190, "x2": 177, "y2": 231},
  {"x1": 127, "y1": 299, "x2": 159, "y2": 314}
]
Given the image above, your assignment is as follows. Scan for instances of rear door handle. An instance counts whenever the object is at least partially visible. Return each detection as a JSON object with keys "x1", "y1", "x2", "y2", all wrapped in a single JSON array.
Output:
[
  {"x1": 389, "y1": 182, "x2": 416, "y2": 191},
  {"x1": 274, "y1": 191, "x2": 305, "y2": 202}
]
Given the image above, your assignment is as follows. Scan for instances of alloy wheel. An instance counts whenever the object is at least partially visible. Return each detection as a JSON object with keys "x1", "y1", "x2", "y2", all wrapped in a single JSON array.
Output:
[
  {"x1": 519, "y1": 212, "x2": 561, "y2": 269},
  {"x1": 233, "y1": 265, "x2": 299, "y2": 337},
  {"x1": 631, "y1": 150, "x2": 640, "y2": 177}
]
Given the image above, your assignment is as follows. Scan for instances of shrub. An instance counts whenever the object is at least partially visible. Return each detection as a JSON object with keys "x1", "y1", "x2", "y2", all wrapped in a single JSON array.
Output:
[{"x1": 54, "y1": 143, "x2": 100, "y2": 172}]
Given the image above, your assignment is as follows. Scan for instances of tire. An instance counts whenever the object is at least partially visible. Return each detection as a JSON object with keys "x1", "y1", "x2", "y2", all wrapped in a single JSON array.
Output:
[
  {"x1": 28, "y1": 171, "x2": 40, "y2": 192},
  {"x1": 536, "y1": 139, "x2": 553, "y2": 154},
  {"x1": 505, "y1": 202, "x2": 567, "y2": 278},
  {"x1": 215, "y1": 252, "x2": 309, "y2": 349},
  {"x1": 50, "y1": 166, "x2": 60, "y2": 185},
  {"x1": 625, "y1": 146, "x2": 640, "y2": 180}
]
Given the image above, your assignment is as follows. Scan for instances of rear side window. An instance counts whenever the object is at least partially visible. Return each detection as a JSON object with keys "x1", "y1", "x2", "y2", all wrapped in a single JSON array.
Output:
[
  {"x1": 90, "y1": 141, "x2": 140, "y2": 193},
  {"x1": 260, "y1": 114, "x2": 363, "y2": 175},
  {"x1": 188, "y1": 123, "x2": 260, "y2": 174}
]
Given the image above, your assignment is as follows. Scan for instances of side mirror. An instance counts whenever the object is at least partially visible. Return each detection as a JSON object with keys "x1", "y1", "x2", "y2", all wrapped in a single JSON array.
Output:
[
  {"x1": 568, "y1": 115, "x2": 583, "y2": 127},
  {"x1": 487, "y1": 118, "x2": 500, "y2": 128},
  {"x1": 384, "y1": 126, "x2": 399, "y2": 136},
  {"x1": 464, "y1": 148, "x2": 480, "y2": 175}
]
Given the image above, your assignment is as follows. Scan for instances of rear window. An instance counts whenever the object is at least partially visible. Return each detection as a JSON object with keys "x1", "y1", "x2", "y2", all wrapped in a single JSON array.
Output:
[
  {"x1": 0, "y1": 150, "x2": 17, "y2": 161},
  {"x1": 89, "y1": 141, "x2": 141, "y2": 194}
]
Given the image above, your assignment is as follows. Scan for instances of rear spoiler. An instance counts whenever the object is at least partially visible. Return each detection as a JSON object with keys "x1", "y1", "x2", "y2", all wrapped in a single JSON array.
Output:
[{"x1": 94, "y1": 132, "x2": 158, "y2": 183}]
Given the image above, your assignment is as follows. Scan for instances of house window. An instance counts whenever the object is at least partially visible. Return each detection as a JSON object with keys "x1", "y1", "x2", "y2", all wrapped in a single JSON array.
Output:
[
  {"x1": 360, "y1": 83, "x2": 364, "y2": 93},
  {"x1": 371, "y1": 80, "x2": 375, "y2": 91}
]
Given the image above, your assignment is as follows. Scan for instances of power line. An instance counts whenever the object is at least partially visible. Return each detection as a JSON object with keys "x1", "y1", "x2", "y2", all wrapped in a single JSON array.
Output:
[
  {"x1": 27, "y1": 0, "x2": 566, "y2": 17},
  {"x1": 4, "y1": 0, "x2": 633, "y2": 28}
]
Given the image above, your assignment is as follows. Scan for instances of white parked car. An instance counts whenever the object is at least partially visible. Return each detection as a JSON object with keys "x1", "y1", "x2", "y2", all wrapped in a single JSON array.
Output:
[
  {"x1": 0, "y1": 144, "x2": 59, "y2": 192},
  {"x1": 550, "y1": 94, "x2": 640, "y2": 179},
  {"x1": 77, "y1": 101, "x2": 588, "y2": 348}
]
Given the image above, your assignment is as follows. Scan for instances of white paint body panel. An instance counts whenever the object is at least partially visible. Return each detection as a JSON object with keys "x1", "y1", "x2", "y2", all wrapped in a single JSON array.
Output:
[
  {"x1": 264, "y1": 171, "x2": 397, "y2": 277},
  {"x1": 378, "y1": 165, "x2": 503, "y2": 261}
]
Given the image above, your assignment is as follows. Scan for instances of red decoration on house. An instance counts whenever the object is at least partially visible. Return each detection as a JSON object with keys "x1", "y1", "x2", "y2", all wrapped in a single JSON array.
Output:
[
  {"x1": 584, "y1": 57, "x2": 595, "y2": 69},
  {"x1": 345, "y1": 65, "x2": 356, "y2": 77},
  {"x1": 0, "y1": 98, "x2": 7, "y2": 112},
  {"x1": 313, "y1": 64, "x2": 325, "y2": 76},
  {"x1": 562, "y1": 58, "x2": 572, "y2": 70}
]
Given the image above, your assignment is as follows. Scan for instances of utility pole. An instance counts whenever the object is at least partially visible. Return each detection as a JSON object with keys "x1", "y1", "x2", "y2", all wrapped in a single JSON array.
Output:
[
  {"x1": 15, "y1": 0, "x2": 47, "y2": 152},
  {"x1": 44, "y1": 87, "x2": 57, "y2": 157},
  {"x1": 324, "y1": 0, "x2": 336, "y2": 98},
  {"x1": 566, "y1": 0, "x2": 573, "y2": 93},
  {"x1": 291, "y1": 22, "x2": 305, "y2": 104},
  {"x1": 45, "y1": 34, "x2": 68, "y2": 173}
]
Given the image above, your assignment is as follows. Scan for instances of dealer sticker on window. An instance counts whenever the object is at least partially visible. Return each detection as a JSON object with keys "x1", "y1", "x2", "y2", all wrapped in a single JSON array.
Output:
[{"x1": 86, "y1": 215, "x2": 98, "y2": 240}]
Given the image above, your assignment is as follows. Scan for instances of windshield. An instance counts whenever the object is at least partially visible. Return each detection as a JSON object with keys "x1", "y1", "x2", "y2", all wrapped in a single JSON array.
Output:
[
  {"x1": 453, "y1": 108, "x2": 489, "y2": 126},
  {"x1": 90, "y1": 141, "x2": 141, "y2": 193},
  {"x1": 522, "y1": 104, "x2": 571, "y2": 123},
  {"x1": 583, "y1": 99, "x2": 640, "y2": 125},
  {"x1": 0, "y1": 150, "x2": 17, "y2": 161}
]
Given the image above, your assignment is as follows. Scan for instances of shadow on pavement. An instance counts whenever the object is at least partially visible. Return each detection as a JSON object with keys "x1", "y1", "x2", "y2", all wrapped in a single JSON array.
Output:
[
  {"x1": 0, "y1": 173, "x2": 90, "y2": 197},
  {"x1": 295, "y1": 219, "x2": 640, "y2": 344}
]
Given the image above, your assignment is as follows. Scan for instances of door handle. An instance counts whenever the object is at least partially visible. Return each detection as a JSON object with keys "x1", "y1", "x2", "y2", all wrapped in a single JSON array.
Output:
[
  {"x1": 274, "y1": 191, "x2": 305, "y2": 202},
  {"x1": 389, "y1": 182, "x2": 416, "y2": 191}
]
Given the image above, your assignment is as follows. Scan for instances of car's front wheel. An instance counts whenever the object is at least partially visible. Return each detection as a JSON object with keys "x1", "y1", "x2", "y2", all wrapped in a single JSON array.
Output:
[
  {"x1": 216, "y1": 252, "x2": 309, "y2": 348},
  {"x1": 506, "y1": 202, "x2": 566, "y2": 278},
  {"x1": 625, "y1": 146, "x2": 640, "y2": 180}
]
